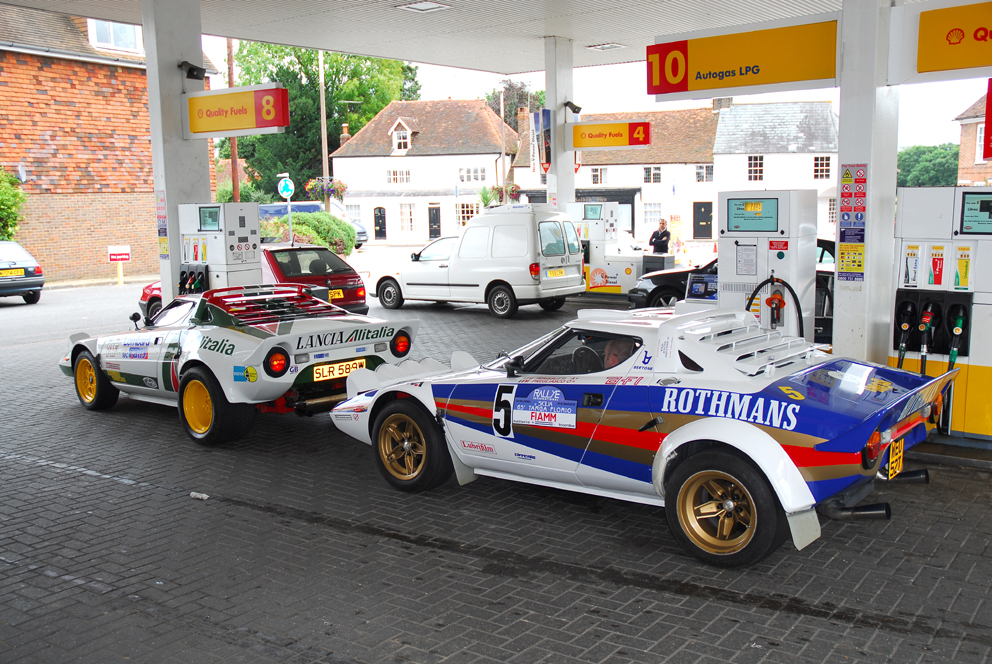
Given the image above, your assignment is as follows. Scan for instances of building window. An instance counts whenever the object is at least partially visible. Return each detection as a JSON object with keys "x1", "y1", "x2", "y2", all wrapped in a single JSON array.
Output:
[
  {"x1": 88, "y1": 19, "x2": 142, "y2": 52},
  {"x1": 644, "y1": 167, "x2": 662, "y2": 183},
  {"x1": 393, "y1": 130, "x2": 409, "y2": 151},
  {"x1": 400, "y1": 203, "x2": 415, "y2": 232},
  {"x1": 386, "y1": 170, "x2": 410, "y2": 184},
  {"x1": 540, "y1": 173, "x2": 547, "y2": 185},
  {"x1": 644, "y1": 203, "x2": 664, "y2": 227},
  {"x1": 813, "y1": 156, "x2": 831, "y2": 179},
  {"x1": 457, "y1": 202, "x2": 479, "y2": 226},
  {"x1": 346, "y1": 205, "x2": 361, "y2": 221},
  {"x1": 459, "y1": 167, "x2": 486, "y2": 182},
  {"x1": 591, "y1": 167, "x2": 607, "y2": 185},
  {"x1": 748, "y1": 155, "x2": 764, "y2": 181},
  {"x1": 828, "y1": 198, "x2": 837, "y2": 225},
  {"x1": 977, "y1": 124, "x2": 987, "y2": 164},
  {"x1": 695, "y1": 165, "x2": 713, "y2": 182}
]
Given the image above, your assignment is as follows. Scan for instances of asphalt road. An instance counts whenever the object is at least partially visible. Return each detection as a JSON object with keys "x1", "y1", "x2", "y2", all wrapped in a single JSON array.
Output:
[{"x1": 1, "y1": 285, "x2": 990, "y2": 664}]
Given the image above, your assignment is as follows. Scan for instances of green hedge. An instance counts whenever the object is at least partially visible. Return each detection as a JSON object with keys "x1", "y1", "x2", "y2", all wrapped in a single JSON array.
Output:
[
  {"x1": 0, "y1": 167, "x2": 27, "y2": 241},
  {"x1": 259, "y1": 212, "x2": 355, "y2": 255}
]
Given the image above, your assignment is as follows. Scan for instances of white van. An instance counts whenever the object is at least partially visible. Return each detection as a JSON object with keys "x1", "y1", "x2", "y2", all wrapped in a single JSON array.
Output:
[{"x1": 373, "y1": 204, "x2": 585, "y2": 318}]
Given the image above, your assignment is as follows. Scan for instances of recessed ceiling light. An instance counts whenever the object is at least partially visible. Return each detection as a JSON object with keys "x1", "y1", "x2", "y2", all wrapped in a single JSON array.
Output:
[
  {"x1": 397, "y1": 1, "x2": 451, "y2": 13},
  {"x1": 587, "y1": 43, "x2": 626, "y2": 52}
]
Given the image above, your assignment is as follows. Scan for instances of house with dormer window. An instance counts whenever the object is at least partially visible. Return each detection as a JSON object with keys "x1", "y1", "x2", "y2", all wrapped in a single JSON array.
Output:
[
  {"x1": 955, "y1": 94, "x2": 989, "y2": 186},
  {"x1": 331, "y1": 100, "x2": 517, "y2": 244}
]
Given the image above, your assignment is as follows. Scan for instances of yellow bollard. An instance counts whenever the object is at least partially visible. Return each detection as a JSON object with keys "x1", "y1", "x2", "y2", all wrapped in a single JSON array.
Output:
[{"x1": 117, "y1": 261, "x2": 124, "y2": 286}]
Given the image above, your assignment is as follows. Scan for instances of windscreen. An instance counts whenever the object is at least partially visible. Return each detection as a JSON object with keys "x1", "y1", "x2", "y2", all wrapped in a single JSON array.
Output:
[
  {"x1": 269, "y1": 248, "x2": 352, "y2": 277},
  {"x1": 0, "y1": 243, "x2": 34, "y2": 262}
]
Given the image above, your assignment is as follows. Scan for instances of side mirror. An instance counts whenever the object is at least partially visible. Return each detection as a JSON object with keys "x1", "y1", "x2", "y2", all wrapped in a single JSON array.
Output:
[
  {"x1": 505, "y1": 355, "x2": 523, "y2": 378},
  {"x1": 411, "y1": 252, "x2": 419, "y2": 261},
  {"x1": 130, "y1": 312, "x2": 142, "y2": 330}
]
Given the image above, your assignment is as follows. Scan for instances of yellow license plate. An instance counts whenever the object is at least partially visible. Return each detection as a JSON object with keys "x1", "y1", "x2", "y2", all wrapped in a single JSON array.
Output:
[
  {"x1": 546, "y1": 268, "x2": 565, "y2": 278},
  {"x1": 0, "y1": 268, "x2": 24, "y2": 277},
  {"x1": 314, "y1": 358, "x2": 365, "y2": 381},
  {"x1": 327, "y1": 289, "x2": 344, "y2": 300},
  {"x1": 887, "y1": 438, "x2": 904, "y2": 480}
]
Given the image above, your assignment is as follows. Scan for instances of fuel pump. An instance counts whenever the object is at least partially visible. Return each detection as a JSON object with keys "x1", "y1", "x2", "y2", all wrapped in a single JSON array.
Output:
[
  {"x1": 917, "y1": 302, "x2": 937, "y2": 376},
  {"x1": 178, "y1": 203, "x2": 263, "y2": 292},
  {"x1": 717, "y1": 190, "x2": 817, "y2": 341},
  {"x1": 895, "y1": 301, "x2": 917, "y2": 369},
  {"x1": 946, "y1": 304, "x2": 968, "y2": 371},
  {"x1": 564, "y1": 202, "x2": 642, "y2": 295}
]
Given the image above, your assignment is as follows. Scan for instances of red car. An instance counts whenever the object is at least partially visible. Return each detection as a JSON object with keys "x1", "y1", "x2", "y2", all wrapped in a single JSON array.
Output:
[{"x1": 140, "y1": 243, "x2": 367, "y2": 319}]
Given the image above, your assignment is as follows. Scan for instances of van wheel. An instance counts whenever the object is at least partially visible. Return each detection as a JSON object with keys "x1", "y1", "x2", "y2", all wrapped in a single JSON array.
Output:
[
  {"x1": 378, "y1": 279, "x2": 404, "y2": 309},
  {"x1": 487, "y1": 285, "x2": 518, "y2": 318},
  {"x1": 539, "y1": 297, "x2": 566, "y2": 311}
]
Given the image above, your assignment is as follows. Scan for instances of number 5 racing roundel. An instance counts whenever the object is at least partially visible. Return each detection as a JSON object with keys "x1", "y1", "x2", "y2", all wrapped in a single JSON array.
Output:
[{"x1": 492, "y1": 384, "x2": 578, "y2": 438}]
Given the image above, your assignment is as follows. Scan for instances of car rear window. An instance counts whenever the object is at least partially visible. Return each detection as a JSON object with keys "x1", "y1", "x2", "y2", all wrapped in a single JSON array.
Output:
[
  {"x1": 0, "y1": 243, "x2": 34, "y2": 262},
  {"x1": 269, "y1": 248, "x2": 352, "y2": 278},
  {"x1": 540, "y1": 222, "x2": 565, "y2": 256}
]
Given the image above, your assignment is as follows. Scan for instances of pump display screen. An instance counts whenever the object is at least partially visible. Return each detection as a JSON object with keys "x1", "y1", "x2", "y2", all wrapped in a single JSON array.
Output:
[
  {"x1": 584, "y1": 204, "x2": 603, "y2": 220},
  {"x1": 199, "y1": 206, "x2": 221, "y2": 232},
  {"x1": 726, "y1": 198, "x2": 779, "y2": 232},
  {"x1": 960, "y1": 193, "x2": 992, "y2": 235}
]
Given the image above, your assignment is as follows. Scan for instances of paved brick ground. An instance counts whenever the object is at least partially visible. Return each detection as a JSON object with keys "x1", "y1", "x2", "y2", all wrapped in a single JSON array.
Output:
[{"x1": 1, "y1": 286, "x2": 990, "y2": 663}]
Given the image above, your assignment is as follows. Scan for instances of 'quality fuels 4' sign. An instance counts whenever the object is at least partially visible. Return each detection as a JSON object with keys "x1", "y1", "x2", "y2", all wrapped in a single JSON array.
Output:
[{"x1": 647, "y1": 21, "x2": 837, "y2": 96}]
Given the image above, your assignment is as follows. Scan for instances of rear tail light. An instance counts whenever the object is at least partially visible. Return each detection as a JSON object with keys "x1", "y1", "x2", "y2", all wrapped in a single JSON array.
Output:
[
  {"x1": 391, "y1": 331, "x2": 411, "y2": 357},
  {"x1": 33, "y1": 265, "x2": 43, "y2": 276},
  {"x1": 529, "y1": 263, "x2": 540, "y2": 281},
  {"x1": 862, "y1": 430, "x2": 882, "y2": 468},
  {"x1": 264, "y1": 347, "x2": 290, "y2": 377},
  {"x1": 929, "y1": 392, "x2": 943, "y2": 423},
  {"x1": 357, "y1": 286, "x2": 366, "y2": 300}
]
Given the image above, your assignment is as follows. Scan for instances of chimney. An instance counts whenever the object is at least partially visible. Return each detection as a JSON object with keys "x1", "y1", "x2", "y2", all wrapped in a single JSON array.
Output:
[
  {"x1": 517, "y1": 107, "x2": 528, "y2": 133},
  {"x1": 340, "y1": 123, "x2": 351, "y2": 145},
  {"x1": 713, "y1": 97, "x2": 732, "y2": 111}
]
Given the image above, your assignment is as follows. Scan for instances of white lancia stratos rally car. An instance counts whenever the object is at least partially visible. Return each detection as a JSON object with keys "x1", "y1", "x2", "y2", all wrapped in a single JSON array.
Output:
[
  {"x1": 332, "y1": 308, "x2": 956, "y2": 568},
  {"x1": 61, "y1": 285, "x2": 418, "y2": 445}
]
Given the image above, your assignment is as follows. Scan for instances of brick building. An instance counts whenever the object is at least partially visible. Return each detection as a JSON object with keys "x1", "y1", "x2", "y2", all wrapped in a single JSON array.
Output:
[
  {"x1": 954, "y1": 94, "x2": 989, "y2": 186},
  {"x1": 0, "y1": 6, "x2": 216, "y2": 281}
]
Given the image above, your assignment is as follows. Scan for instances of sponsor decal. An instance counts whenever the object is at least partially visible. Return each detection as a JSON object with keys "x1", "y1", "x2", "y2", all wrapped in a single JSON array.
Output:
[
  {"x1": 659, "y1": 387, "x2": 800, "y2": 431},
  {"x1": 142, "y1": 377, "x2": 158, "y2": 389},
  {"x1": 313, "y1": 352, "x2": 330, "y2": 359},
  {"x1": 460, "y1": 440, "x2": 497, "y2": 455},
  {"x1": 289, "y1": 366, "x2": 299, "y2": 374},
  {"x1": 606, "y1": 376, "x2": 643, "y2": 386},
  {"x1": 296, "y1": 327, "x2": 395, "y2": 351},
  {"x1": 658, "y1": 336, "x2": 674, "y2": 359},
  {"x1": 107, "y1": 370, "x2": 124, "y2": 382},
  {"x1": 356, "y1": 347, "x2": 367, "y2": 353},
  {"x1": 514, "y1": 453, "x2": 536, "y2": 461},
  {"x1": 333, "y1": 413, "x2": 355, "y2": 421},
  {"x1": 512, "y1": 386, "x2": 578, "y2": 430},
  {"x1": 632, "y1": 349, "x2": 654, "y2": 371},
  {"x1": 199, "y1": 336, "x2": 235, "y2": 355},
  {"x1": 233, "y1": 366, "x2": 258, "y2": 382},
  {"x1": 519, "y1": 376, "x2": 577, "y2": 383},
  {"x1": 105, "y1": 362, "x2": 121, "y2": 370}
]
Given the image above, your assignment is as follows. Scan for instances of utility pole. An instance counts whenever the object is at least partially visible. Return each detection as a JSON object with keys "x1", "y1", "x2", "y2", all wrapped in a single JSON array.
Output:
[
  {"x1": 500, "y1": 90, "x2": 506, "y2": 203},
  {"x1": 227, "y1": 38, "x2": 239, "y2": 202},
  {"x1": 318, "y1": 50, "x2": 330, "y2": 212}
]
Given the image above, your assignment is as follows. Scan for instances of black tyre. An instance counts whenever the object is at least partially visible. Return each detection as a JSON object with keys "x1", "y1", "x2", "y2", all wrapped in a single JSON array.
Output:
[
  {"x1": 487, "y1": 285, "x2": 518, "y2": 318},
  {"x1": 372, "y1": 400, "x2": 453, "y2": 492},
  {"x1": 22, "y1": 290, "x2": 40, "y2": 304},
  {"x1": 73, "y1": 350, "x2": 119, "y2": 410},
  {"x1": 539, "y1": 296, "x2": 566, "y2": 311},
  {"x1": 378, "y1": 279, "x2": 404, "y2": 309},
  {"x1": 649, "y1": 289, "x2": 680, "y2": 308},
  {"x1": 354, "y1": 243, "x2": 363, "y2": 250},
  {"x1": 665, "y1": 450, "x2": 785, "y2": 568},
  {"x1": 178, "y1": 366, "x2": 256, "y2": 446},
  {"x1": 147, "y1": 298, "x2": 162, "y2": 319}
]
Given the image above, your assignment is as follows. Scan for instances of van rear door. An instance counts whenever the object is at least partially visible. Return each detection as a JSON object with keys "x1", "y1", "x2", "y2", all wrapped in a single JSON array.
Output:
[{"x1": 538, "y1": 218, "x2": 583, "y2": 290}]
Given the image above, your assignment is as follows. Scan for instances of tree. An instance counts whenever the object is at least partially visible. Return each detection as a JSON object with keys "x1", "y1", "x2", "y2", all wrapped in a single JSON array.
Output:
[
  {"x1": 0, "y1": 167, "x2": 27, "y2": 240},
  {"x1": 897, "y1": 143, "x2": 960, "y2": 187},
  {"x1": 485, "y1": 80, "x2": 544, "y2": 133},
  {"x1": 233, "y1": 42, "x2": 415, "y2": 197},
  {"x1": 402, "y1": 63, "x2": 421, "y2": 100}
]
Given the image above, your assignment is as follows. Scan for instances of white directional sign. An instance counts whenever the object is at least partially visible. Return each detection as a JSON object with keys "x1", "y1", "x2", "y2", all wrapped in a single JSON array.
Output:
[{"x1": 277, "y1": 177, "x2": 295, "y2": 200}]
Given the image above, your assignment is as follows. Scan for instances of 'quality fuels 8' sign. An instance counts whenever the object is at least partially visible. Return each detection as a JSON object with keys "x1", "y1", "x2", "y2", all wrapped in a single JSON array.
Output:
[
  {"x1": 647, "y1": 21, "x2": 837, "y2": 95},
  {"x1": 186, "y1": 85, "x2": 289, "y2": 138}
]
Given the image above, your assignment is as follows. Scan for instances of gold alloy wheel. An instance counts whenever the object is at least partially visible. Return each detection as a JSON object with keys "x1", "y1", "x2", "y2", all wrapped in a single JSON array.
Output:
[
  {"x1": 183, "y1": 379, "x2": 213, "y2": 435},
  {"x1": 676, "y1": 470, "x2": 756, "y2": 555},
  {"x1": 75, "y1": 356, "x2": 97, "y2": 403},
  {"x1": 378, "y1": 413, "x2": 426, "y2": 480}
]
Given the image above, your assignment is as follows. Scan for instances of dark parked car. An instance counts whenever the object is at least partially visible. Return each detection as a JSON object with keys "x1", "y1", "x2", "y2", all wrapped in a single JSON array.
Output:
[{"x1": 0, "y1": 241, "x2": 44, "y2": 304}]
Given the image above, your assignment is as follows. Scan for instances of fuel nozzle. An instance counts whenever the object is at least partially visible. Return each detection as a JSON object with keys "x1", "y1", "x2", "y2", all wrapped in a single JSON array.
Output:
[
  {"x1": 896, "y1": 301, "x2": 916, "y2": 369},
  {"x1": 178, "y1": 270, "x2": 188, "y2": 295},
  {"x1": 765, "y1": 290, "x2": 787, "y2": 330},
  {"x1": 918, "y1": 302, "x2": 936, "y2": 376},
  {"x1": 947, "y1": 304, "x2": 968, "y2": 371}
]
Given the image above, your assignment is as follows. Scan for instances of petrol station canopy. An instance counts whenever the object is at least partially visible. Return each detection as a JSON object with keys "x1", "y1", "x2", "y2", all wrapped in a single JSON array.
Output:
[{"x1": 0, "y1": 0, "x2": 925, "y2": 75}]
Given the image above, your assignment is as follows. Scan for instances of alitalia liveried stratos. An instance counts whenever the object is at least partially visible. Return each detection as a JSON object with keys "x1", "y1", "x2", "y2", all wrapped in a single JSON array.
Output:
[
  {"x1": 331, "y1": 308, "x2": 956, "y2": 567},
  {"x1": 60, "y1": 285, "x2": 418, "y2": 445}
]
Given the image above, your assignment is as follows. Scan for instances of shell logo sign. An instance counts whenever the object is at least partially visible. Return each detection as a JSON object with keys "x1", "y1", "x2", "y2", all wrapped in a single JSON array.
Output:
[
  {"x1": 646, "y1": 20, "x2": 837, "y2": 96},
  {"x1": 917, "y1": 2, "x2": 992, "y2": 73}
]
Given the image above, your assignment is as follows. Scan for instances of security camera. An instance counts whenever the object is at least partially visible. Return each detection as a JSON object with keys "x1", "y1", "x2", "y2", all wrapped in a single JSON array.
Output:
[
  {"x1": 564, "y1": 101, "x2": 582, "y2": 114},
  {"x1": 178, "y1": 60, "x2": 206, "y2": 81}
]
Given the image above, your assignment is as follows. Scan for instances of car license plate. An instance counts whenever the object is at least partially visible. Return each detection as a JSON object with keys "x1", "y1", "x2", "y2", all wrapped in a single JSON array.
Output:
[
  {"x1": 327, "y1": 289, "x2": 344, "y2": 300},
  {"x1": 314, "y1": 358, "x2": 365, "y2": 381},
  {"x1": 0, "y1": 268, "x2": 24, "y2": 278},
  {"x1": 887, "y1": 438, "x2": 904, "y2": 480},
  {"x1": 546, "y1": 268, "x2": 565, "y2": 278}
]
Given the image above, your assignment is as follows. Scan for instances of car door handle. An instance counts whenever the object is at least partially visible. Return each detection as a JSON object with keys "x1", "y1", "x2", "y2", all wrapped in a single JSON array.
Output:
[
  {"x1": 582, "y1": 393, "x2": 604, "y2": 407},
  {"x1": 439, "y1": 264, "x2": 447, "y2": 268}
]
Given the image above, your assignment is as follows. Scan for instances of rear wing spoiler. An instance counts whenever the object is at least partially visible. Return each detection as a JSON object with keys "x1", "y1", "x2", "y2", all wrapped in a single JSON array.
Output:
[
  {"x1": 191, "y1": 284, "x2": 346, "y2": 326},
  {"x1": 879, "y1": 368, "x2": 958, "y2": 435}
]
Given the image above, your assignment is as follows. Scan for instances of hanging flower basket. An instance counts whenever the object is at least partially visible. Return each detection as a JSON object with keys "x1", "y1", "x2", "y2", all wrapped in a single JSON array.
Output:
[{"x1": 304, "y1": 177, "x2": 348, "y2": 202}]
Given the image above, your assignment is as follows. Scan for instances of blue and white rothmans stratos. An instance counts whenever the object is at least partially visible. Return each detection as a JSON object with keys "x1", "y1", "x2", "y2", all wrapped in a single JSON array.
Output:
[
  {"x1": 332, "y1": 308, "x2": 956, "y2": 568},
  {"x1": 61, "y1": 285, "x2": 418, "y2": 446}
]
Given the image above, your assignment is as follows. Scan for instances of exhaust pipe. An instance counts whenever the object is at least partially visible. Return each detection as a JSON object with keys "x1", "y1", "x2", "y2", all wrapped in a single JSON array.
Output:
[
  {"x1": 294, "y1": 393, "x2": 349, "y2": 416},
  {"x1": 817, "y1": 502, "x2": 891, "y2": 520},
  {"x1": 877, "y1": 469, "x2": 930, "y2": 484}
]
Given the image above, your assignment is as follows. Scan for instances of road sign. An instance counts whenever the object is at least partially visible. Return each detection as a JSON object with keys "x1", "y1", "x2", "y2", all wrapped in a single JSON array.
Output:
[
  {"x1": 278, "y1": 178, "x2": 295, "y2": 200},
  {"x1": 183, "y1": 83, "x2": 289, "y2": 139},
  {"x1": 567, "y1": 121, "x2": 650, "y2": 151},
  {"x1": 108, "y1": 245, "x2": 131, "y2": 262}
]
